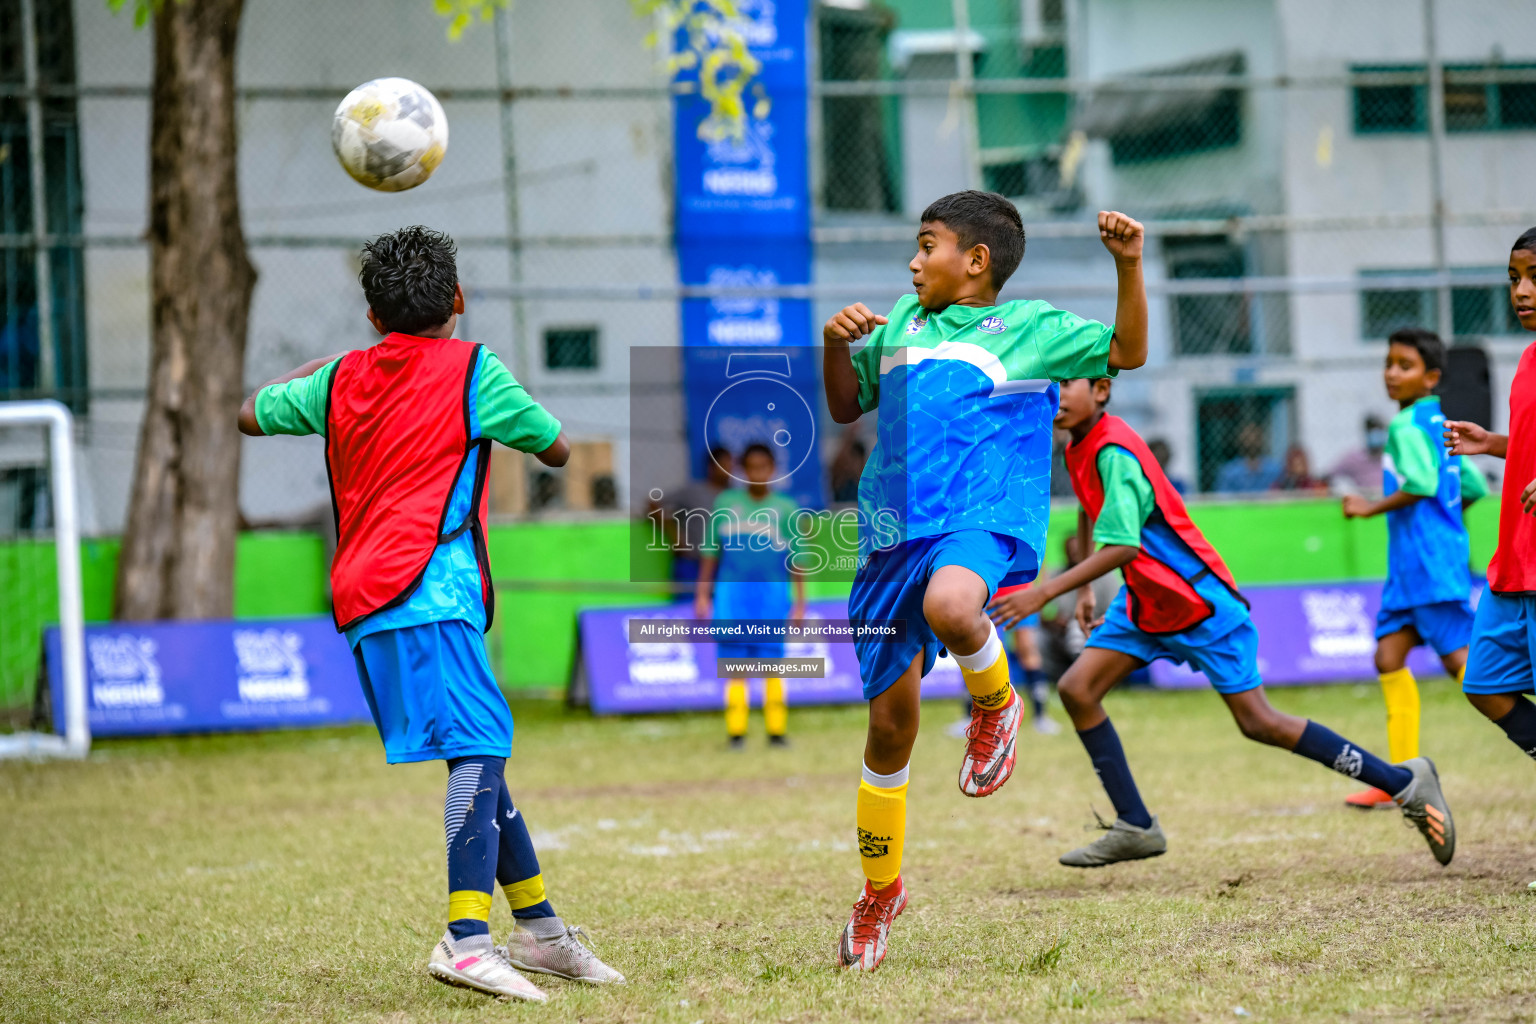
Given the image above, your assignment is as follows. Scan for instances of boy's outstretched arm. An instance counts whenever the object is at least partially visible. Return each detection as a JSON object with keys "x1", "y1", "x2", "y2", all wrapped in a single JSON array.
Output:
[
  {"x1": 1445, "y1": 420, "x2": 1507, "y2": 458},
  {"x1": 1098, "y1": 211, "x2": 1148, "y2": 371},
  {"x1": 988, "y1": 543, "x2": 1137, "y2": 631},
  {"x1": 534, "y1": 432, "x2": 570, "y2": 467},
  {"x1": 1342, "y1": 490, "x2": 1422, "y2": 519},
  {"x1": 824, "y1": 303, "x2": 886, "y2": 424},
  {"x1": 238, "y1": 353, "x2": 346, "y2": 436}
]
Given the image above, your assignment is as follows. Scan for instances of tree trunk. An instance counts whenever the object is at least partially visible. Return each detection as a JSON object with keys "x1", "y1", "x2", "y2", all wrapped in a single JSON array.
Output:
[{"x1": 115, "y1": 0, "x2": 254, "y2": 620}]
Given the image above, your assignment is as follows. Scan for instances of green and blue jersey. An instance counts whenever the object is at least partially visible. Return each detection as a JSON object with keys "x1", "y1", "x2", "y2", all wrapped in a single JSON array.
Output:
[
  {"x1": 1380, "y1": 396, "x2": 1487, "y2": 612},
  {"x1": 851, "y1": 293, "x2": 1115, "y2": 578},
  {"x1": 703, "y1": 488, "x2": 802, "y2": 619}
]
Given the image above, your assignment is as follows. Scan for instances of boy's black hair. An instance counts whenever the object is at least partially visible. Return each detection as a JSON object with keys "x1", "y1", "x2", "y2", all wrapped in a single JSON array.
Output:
[
  {"x1": 919, "y1": 190, "x2": 1026, "y2": 289},
  {"x1": 709, "y1": 444, "x2": 733, "y2": 463},
  {"x1": 741, "y1": 442, "x2": 776, "y2": 464},
  {"x1": 1387, "y1": 326, "x2": 1445, "y2": 375},
  {"x1": 1513, "y1": 226, "x2": 1536, "y2": 254},
  {"x1": 359, "y1": 225, "x2": 459, "y2": 334}
]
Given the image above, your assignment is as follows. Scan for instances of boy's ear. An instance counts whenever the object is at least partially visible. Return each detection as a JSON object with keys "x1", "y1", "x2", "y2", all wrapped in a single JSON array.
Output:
[
  {"x1": 968, "y1": 243, "x2": 992, "y2": 279},
  {"x1": 453, "y1": 283, "x2": 466, "y2": 315},
  {"x1": 365, "y1": 307, "x2": 389, "y2": 336},
  {"x1": 1425, "y1": 367, "x2": 1442, "y2": 391}
]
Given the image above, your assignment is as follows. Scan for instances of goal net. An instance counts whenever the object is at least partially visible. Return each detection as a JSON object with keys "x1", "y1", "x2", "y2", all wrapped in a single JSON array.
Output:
[{"x1": 0, "y1": 400, "x2": 87, "y2": 758}]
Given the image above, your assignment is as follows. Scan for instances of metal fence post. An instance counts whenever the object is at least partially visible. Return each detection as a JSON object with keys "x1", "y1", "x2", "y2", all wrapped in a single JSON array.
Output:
[
  {"x1": 19, "y1": 0, "x2": 55, "y2": 394},
  {"x1": 1423, "y1": 0, "x2": 1452, "y2": 341},
  {"x1": 494, "y1": 5, "x2": 530, "y2": 385}
]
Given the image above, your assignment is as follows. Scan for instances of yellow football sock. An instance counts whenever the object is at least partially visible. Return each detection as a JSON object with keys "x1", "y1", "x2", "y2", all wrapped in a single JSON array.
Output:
[
  {"x1": 764, "y1": 676, "x2": 787, "y2": 737},
  {"x1": 725, "y1": 678, "x2": 749, "y2": 737},
  {"x1": 857, "y1": 765, "x2": 908, "y2": 890},
  {"x1": 1379, "y1": 667, "x2": 1420, "y2": 763},
  {"x1": 953, "y1": 621, "x2": 1013, "y2": 710},
  {"x1": 1455, "y1": 664, "x2": 1465, "y2": 684}
]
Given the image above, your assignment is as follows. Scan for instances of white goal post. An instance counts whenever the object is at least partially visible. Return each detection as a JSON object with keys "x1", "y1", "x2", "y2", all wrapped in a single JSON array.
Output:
[{"x1": 0, "y1": 400, "x2": 88, "y2": 759}]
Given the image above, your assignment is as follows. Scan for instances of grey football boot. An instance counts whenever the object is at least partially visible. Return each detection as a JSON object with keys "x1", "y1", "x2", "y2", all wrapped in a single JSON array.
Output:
[
  {"x1": 1059, "y1": 811, "x2": 1167, "y2": 868},
  {"x1": 1395, "y1": 756, "x2": 1455, "y2": 866}
]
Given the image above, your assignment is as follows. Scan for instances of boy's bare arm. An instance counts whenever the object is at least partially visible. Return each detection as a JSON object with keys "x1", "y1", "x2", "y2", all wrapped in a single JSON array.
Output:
[
  {"x1": 534, "y1": 431, "x2": 570, "y2": 467},
  {"x1": 1445, "y1": 420, "x2": 1507, "y2": 459},
  {"x1": 1098, "y1": 211, "x2": 1148, "y2": 371},
  {"x1": 238, "y1": 353, "x2": 346, "y2": 436},
  {"x1": 824, "y1": 303, "x2": 886, "y2": 424},
  {"x1": 1342, "y1": 490, "x2": 1422, "y2": 519}
]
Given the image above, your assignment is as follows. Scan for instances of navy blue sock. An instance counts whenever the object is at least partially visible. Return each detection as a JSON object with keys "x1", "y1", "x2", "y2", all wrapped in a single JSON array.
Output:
[
  {"x1": 1292, "y1": 720, "x2": 1413, "y2": 795},
  {"x1": 1076, "y1": 718, "x2": 1153, "y2": 829},
  {"x1": 445, "y1": 756, "x2": 505, "y2": 941},
  {"x1": 1023, "y1": 667, "x2": 1047, "y2": 718},
  {"x1": 496, "y1": 778, "x2": 556, "y2": 920},
  {"x1": 1493, "y1": 696, "x2": 1536, "y2": 760}
]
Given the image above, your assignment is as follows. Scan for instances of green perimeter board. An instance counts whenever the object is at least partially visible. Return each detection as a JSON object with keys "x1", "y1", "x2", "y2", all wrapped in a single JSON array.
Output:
[{"x1": 0, "y1": 498, "x2": 1505, "y2": 705}]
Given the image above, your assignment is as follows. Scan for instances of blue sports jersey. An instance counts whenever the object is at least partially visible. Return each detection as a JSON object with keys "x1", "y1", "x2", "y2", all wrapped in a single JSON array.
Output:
[
  {"x1": 1381, "y1": 397, "x2": 1472, "y2": 611},
  {"x1": 851, "y1": 294, "x2": 1115, "y2": 579}
]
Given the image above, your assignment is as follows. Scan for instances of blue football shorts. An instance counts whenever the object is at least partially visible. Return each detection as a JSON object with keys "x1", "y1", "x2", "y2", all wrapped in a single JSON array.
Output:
[
  {"x1": 1463, "y1": 590, "x2": 1536, "y2": 695},
  {"x1": 848, "y1": 530, "x2": 1020, "y2": 701},
  {"x1": 1374, "y1": 599, "x2": 1474, "y2": 658},
  {"x1": 352, "y1": 618, "x2": 513, "y2": 764},
  {"x1": 1086, "y1": 595, "x2": 1263, "y2": 695}
]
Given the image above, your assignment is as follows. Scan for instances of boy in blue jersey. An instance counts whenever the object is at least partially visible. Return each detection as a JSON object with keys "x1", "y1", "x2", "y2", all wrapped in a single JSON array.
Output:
[
  {"x1": 695, "y1": 443, "x2": 807, "y2": 747},
  {"x1": 992, "y1": 377, "x2": 1456, "y2": 871},
  {"x1": 1341, "y1": 328, "x2": 1487, "y2": 808},
  {"x1": 822, "y1": 191, "x2": 1150, "y2": 971}
]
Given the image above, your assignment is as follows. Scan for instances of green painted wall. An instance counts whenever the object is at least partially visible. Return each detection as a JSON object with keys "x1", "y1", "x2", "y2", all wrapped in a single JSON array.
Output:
[{"x1": 0, "y1": 498, "x2": 1504, "y2": 707}]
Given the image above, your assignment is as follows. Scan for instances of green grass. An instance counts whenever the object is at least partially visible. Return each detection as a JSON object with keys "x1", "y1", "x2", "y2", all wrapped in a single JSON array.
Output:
[{"x1": 3, "y1": 679, "x2": 1535, "y2": 1022}]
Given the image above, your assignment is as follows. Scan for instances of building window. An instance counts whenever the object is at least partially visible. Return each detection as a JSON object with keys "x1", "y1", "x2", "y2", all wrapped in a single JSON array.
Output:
[
  {"x1": 1074, "y1": 52, "x2": 1245, "y2": 166},
  {"x1": 1354, "y1": 64, "x2": 1536, "y2": 134},
  {"x1": 818, "y1": 4, "x2": 898, "y2": 213},
  {"x1": 0, "y1": 0, "x2": 88, "y2": 408},
  {"x1": 1361, "y1": 268, "x2": 1524, "y2": 339},
  {"x1": 1353, "y1": 65, "x2": 1425, "y2": 133},
  {"x1": 1164, "y1": 235, "x2": 1251, "y2": 356},
  {"x1": 543, "y1": 327, "x2": 598, "y2": 370},
  {"x1": 1195, "y1": 387, "x2": 1294, "y2": 494}
]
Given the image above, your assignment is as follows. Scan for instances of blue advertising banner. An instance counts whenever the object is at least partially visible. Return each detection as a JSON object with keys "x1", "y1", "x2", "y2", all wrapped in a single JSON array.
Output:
[
  {"x1": 46, "y1": 617, "x2": 373, "y2": 738},
  {"x1": 579, "y1": 599, "x2": 968, "y2": 715},
  {"x1": 673, "y1": 0, "x2": 821, "y2": 506},
  {"x1": 578, "y1": 581, "x2": 1478, "y2": 715}
]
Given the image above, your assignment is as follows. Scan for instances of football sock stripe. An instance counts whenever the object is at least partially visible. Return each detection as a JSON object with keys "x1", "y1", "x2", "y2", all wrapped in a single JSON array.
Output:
[
  {"x1": 445, "y1": 755, "x2": 506, "y2": 940},
  {"x1": 1379, "y1": 668, "x2": 1420, "y2": 763}
]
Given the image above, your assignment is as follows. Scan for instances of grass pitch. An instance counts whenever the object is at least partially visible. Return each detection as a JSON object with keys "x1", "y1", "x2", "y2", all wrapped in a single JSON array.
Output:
[{"x1": 3, "y1": 678, "x2": 1535, "y2": 1023}]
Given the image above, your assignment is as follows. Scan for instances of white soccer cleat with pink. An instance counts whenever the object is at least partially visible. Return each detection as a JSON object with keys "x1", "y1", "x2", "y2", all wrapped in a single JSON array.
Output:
[
  {"x1": 427, "y1": 932, "x2": 548, "y2": 1002},
  {"x1": 959, "y1": 689, "x2": 1022, "y2": 797},
  {"x1": 505, "y1": 923, "x2": 627, "y2": 984},
  {"x1": 837, "y1": 877, "x2": 909, "y2": 971}
]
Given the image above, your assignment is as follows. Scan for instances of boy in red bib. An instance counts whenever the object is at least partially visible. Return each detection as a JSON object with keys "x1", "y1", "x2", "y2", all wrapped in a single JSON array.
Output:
[
  {"x1": 991, "y1": 377, "x2": 1456, "y2": 868},
  {"x1": 1446, "y1": 229, "x2": 1536, "y2": 813},
  {"x1": 238, "y1": 226, "x2": 624, "y2": 1000}
]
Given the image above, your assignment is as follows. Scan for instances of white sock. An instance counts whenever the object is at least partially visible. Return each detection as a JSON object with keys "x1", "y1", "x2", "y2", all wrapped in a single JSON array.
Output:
[
  {"x1": 862, "y1": 760, "x2": 910, "y2": 788},
  {"x1": 951, "y1": 619, "x2": 1003, "y2": 671}
]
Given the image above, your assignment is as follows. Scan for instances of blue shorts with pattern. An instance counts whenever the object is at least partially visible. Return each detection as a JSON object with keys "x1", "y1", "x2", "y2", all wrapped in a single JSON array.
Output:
[
  {"x1": 1374, "y1": 599, "x2": 1474, "y2": 657},
  {"x1": 1086, "y1": 594, "x2": 1263, "y2": 695},
  {"x1": 849, "y1": 530, "x2": 1020, "y2": 701}
]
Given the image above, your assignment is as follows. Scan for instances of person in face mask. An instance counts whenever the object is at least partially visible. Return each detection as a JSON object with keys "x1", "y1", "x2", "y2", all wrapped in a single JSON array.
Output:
[{"x1": 1328, "y1": 414, "x2": 1389, "y2": 495}]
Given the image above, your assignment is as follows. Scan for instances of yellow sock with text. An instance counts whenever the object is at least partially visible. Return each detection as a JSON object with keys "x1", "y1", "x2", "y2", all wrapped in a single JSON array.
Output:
[
  {"x1": 725, "y1": 678, "x2": 749, "y2": 738},
  {"x1": 1379, "y1": 667, "x2": 1420, "y2": 763},
  {"x1": 764, "y1": 677, "x2": 787, "y2": 737},
  {"x1": 857, "y1": 762, "x2": 908, "y2": 890},
  {"x1": 952, "y1": 619, "x2": 1014, "y2": 710}
]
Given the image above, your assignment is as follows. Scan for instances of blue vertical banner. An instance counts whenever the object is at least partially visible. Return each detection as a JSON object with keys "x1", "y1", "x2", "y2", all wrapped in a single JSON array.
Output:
[{"x1": 672, "y1": 0, "x2": 822, "y2": 508}]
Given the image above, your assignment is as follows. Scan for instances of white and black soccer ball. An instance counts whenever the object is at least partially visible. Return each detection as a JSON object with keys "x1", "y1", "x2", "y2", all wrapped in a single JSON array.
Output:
[{"x1": 331, "y1": 78, "x2": 448, "y2": 192}]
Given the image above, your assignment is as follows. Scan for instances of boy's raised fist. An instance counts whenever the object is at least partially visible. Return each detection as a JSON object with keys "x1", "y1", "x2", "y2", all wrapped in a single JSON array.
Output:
[{"x1": 1098, "y1": 211, "x2": 1144, "y2": 263}]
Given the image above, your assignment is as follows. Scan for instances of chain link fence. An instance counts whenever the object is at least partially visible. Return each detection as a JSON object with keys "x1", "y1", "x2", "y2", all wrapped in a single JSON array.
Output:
[{"x1": 2, "y1": 0, "x2": 1534, "y2": 545}]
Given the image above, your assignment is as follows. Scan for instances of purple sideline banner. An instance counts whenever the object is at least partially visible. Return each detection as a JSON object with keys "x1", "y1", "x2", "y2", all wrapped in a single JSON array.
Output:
[
  {"x1": 578, "y1": 581, "x2": 1483, "y2": 713},
  {"x1": 44, "y1": 617, "x2": 372, "y2": 738},
  {"x1": 1148, "y1": 579, "x2": 1483, "y2": 689},
  {"x1": 579, "y1": 600, "x2": 967, "y2": 715}
]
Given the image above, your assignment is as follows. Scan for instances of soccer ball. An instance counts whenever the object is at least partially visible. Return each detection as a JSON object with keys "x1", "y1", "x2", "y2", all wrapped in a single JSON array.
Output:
[{"x1": 331, "y1": 78, "x2": 448, "y2": 192}]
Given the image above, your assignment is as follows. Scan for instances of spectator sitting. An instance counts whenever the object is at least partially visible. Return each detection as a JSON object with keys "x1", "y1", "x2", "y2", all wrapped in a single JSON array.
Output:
[
  {"x1": 1275, "y1": 444, "x2": 1327, "y2": 493},
  {"x1": 1215, "y1": 422, "x2": 1283, "y2": 493},
  {"x1": 1327, "y1": 414, "x2": 1387, "y2": 495},
  {"x1": 1147, "y1": 437, "x2": 1189, "y2": 495}
]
